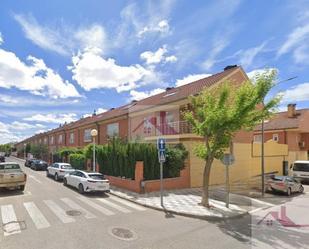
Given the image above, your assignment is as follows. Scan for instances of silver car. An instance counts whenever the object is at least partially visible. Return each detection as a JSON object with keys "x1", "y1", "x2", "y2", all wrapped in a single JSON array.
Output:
[{"x1": 266, "y1": 176, "x2": 304, "y2": 196}]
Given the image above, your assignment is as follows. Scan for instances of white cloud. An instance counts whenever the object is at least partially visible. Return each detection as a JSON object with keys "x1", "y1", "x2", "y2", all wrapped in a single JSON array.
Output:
[
  {"x1": 239, "y1": 41, "x2": 267, "y2": 68},
  {"x1": 24, "y1": 113, "x2": 77, "y2": 124},
  {"x1": 278, "y1": 23, "x2": 309, "y2": 56},
  {"x1": 69, "y1": 48, "x2": 156, "y2": 92},
  {"x1": 138, "y1": 19, "x2": 170, "y2": 38},
  {"x1": 130, "y1": 88, "x2": 165, "y2": 101},
  {"x1": 0, "y1": 48, "x2": 80, "y2": 98},
  {"x1": 83, "y1": 108, "x2": 108, "y2": 118},
  {"x1": 246, "y1": 68, "x2": 278, "y2": 81},
  {"x1": 140, "y1": 45, "x2": 177, "y2": 65},
  {"x1": 13, "y1": 14, "x2": 107, "y2": 56},
  {"x1": 175, "y1": 73, "x2": 212, "y2": 87},
  {"x1": 9, "y1": 121, "x2": 45, "y2": 131},
  {"x1": 281, "y1": 82, "x2": 309, "y2": 102},
  {"x1": 97, "y1": 108, "x2": 107, "y2": 114},
  {"x1": 0, "y1": 94, "x2": 19, "y2": 104},
  {"x1": 0, "y1": 32, "x2": 3, "y2": 45}
]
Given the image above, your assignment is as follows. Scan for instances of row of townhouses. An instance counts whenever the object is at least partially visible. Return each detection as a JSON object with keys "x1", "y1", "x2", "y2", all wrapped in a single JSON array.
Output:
[{"x1": 15, "y1": 65, "x2": 309, "y2": 190}]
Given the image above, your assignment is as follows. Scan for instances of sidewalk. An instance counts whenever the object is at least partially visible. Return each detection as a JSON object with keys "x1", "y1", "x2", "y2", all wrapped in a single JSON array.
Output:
[{"x1": 109, "y1": 187, "x2": 253, "y2": 220}]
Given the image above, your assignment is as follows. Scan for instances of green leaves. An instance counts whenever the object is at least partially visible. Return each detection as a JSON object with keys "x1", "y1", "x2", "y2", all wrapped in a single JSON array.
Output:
[{"x1": 184, "y1": 69, "x2": 280, "y2": 161}]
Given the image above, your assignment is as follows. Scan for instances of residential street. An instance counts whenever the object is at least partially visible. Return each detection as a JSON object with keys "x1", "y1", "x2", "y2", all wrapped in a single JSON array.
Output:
[{"x1": 0, "y1": 157, "x2": 308, "y2": 249}]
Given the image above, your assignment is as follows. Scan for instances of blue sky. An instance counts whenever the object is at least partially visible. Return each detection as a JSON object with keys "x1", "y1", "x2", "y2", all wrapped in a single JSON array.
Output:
[{"x1": 1, "y1": 0, "x2": 309, "y2": 143}]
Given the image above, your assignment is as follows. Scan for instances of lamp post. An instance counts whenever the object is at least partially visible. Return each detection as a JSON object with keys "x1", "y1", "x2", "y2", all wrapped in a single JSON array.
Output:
[
  {"x1": 260, "y1": 76, "x2": 297, "y2": 196},
  {"x1": 91, "y1": 129, "x2": 98, "y2": 172},
  {"x1": 23, "y1": 143, "x2": 26, "y2": 160}
]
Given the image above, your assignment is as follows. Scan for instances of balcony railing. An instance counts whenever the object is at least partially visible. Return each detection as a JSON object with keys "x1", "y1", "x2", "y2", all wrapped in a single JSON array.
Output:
[{"x1": 148, "y1": 121, "x2": 193, "y2": 136}]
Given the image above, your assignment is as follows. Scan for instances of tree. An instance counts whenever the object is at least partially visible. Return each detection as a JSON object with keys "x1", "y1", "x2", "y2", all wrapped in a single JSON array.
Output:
[
  {"x1": 183, "y1": 70, "x2": 280, "y2": 207},
  {"x1": 30, "y1": 144, "x2": 49, "y2": 159}
]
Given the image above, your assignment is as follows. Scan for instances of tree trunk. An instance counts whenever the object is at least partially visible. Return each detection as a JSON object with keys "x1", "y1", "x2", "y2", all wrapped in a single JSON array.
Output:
[{"x1": 200, "y1": 158, "x2": 213, "y2": 207}]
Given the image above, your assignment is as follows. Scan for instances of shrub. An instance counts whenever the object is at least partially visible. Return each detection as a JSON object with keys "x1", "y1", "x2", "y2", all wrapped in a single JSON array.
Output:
[{"x1": 69, "y1": 153, "x2": 86, "y2": 170}]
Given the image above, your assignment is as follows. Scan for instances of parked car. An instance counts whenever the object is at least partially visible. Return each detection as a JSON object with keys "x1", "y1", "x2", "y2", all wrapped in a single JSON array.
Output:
[
  {"x1": 25, "y1": 158, "x2": 36, "y2": 167},
  {"x1": 30, "y1": 160, "x2": 48, "y2": 171},
  {"x1": 266, "y1": 175, "x2": 304, "y2": 196},
  {"x1": 0, "y1": 155, "x2": 5, "y2": 162},
  {"x1": 63, "y1": 170, "x2": 110, "y2": 194},
  {"x1": 0, "y1": 162, "x2": 27, "y2": 191},
  {"x1": 46, "y1": 163, "x2": 75, "y2": 181},
  {"x1": 290, "y1": 160, "x2": 309, "y2": 183}
]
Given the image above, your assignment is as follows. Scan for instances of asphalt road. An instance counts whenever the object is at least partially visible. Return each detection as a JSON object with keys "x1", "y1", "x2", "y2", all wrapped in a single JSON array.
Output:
[{"x1": 0, "y1": 157, "x2": 309, "y2": 249}]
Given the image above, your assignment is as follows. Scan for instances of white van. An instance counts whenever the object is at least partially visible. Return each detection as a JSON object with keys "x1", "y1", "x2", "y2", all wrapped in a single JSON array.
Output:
[{"x1": 291, "y1": 160, "x2": 309, "y2": 182}]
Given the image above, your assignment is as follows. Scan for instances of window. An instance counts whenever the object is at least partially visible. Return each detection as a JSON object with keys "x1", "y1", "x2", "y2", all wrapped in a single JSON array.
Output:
[
  {"x1": 69, "y1": 132, "x2": 74, "y2": 144},
  {"x1": 44, "y1": 137, "x2": 47, "y2": 144},
  {"x1": 39, "y1": 139, "x2": 42, "y2": 144},
  {"x1": 107, "y1": 123, "x2": 119, "y2": 137},
  {"x1": 50, "y1": 136, "x2": 54, "y2": 145},
  {"x1": 273, "y1": 134, "x2": 279, "y2": 142},
  {"x1": 58, "y1": 134, "x2": 63, "y2": 144},
  {"x1": 84, "y1": 129, "x2": 92, "y2": 142},
  {"x1": 253, "y1": 135, "x2": 262, "y2": 143},
  {"x1": 144, "y1": 117, "x2": 152, "y2": 134}
]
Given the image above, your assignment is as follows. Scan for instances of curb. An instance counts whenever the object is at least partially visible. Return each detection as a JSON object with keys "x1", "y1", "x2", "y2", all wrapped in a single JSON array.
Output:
[{"x1": 109, "y1": 191, "x2": 249, "y2": 221}]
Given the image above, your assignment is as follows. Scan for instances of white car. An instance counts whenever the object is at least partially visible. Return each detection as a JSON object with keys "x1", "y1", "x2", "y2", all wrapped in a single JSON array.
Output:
[
  {"x1": 291, "y1": 160, "x2": 309, "y2": 183},
  {"x1": 63, "y1": 170, "x2": 110, "y2": 194},
  {"x1": 46, "y1": 163, "x2": 75, "y2": 181}
]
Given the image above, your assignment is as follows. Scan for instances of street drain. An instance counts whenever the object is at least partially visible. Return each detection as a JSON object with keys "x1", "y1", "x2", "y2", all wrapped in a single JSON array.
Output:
[
  {"x1": 108, "y1": 227, "x2": 138, "y2": 241},
  {"x1": 66, "y1": 210, "x2": 82, "y2": 216}
]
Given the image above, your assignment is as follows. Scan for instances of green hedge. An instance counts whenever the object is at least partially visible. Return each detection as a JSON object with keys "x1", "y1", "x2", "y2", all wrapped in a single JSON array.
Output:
[
  {"x1": 85, "y1": 138, "x2": 187, "y2": 180},
  {"x1": 69, "y1": 153, "x2": 86, "y2": 170}
]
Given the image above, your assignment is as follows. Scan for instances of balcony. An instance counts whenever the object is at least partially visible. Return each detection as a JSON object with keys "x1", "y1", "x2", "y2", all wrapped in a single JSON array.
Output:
[{"x1": 146, "y1": 121, "x2": 193, "y2": 136}]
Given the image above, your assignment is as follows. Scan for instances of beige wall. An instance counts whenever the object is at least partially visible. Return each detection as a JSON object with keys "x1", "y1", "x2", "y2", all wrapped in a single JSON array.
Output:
[{"x1": 183, "y1": 139, "x2": 298, "y2": 188}]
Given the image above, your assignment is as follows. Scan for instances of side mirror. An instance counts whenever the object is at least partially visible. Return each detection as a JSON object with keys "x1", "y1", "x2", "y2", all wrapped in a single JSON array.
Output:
[{"x1": 290, "y1": 164, "x2": 293, "y2": 170}]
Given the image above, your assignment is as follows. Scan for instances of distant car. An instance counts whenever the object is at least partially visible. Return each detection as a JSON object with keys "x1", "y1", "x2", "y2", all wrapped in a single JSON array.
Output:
[
  {"x1": 30, "y1": 160, "x2": 48, "y2": 171},
  {"x1": 63, "y1": 170, "x2": 110, "y2": 194},
  {"x1": 0, "y1": 155, "x2": 5, "y2": 162},
  {"x1": 290, "y1": 160, "x2": 309, "y2": 183},
  {"x1": 46, "y1": 163, "x2": 75, "y2": 181},
  {"x1": 4, "y1": 152, "x2": 10, "y2": 157},
  {"x1": 25, "y1": 158, "x2": 37, "y2": 167},
  {"x1": 0, "y1": 162, "x2": 27, "y2": 191},
  {"x1": 266, "y1": 175, "x2": 304, "y2": 196}
]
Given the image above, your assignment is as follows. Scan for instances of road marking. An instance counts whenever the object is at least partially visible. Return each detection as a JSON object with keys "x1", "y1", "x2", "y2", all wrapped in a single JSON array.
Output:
[
  {"x1": 24, "y1": 202, "x2": 50, "y2": 229},
  {"x1": 96, "y1": 198, "x2": 131, "y2": 213},
  {"x1": 61, "y1": 198, "x2": 96, "y2": 219},
  {"x1": 76, "y1": 196, "x2": 115, "y2": 216},
  {"x1": 44, "y1": 200, "x2": 75, "y2": 223},
  {"x1": 108, "y1": 196, "x2": 146, "y2": 211},
  {"x1": 249, "y1": 207, "x2": 264, "y2": 214},
  {"x1": 1, "y1": 205, "x2": 21, "y2": 236},
  {"x1": 28, "y1": 175, "x2": 42, "y2": 184}
]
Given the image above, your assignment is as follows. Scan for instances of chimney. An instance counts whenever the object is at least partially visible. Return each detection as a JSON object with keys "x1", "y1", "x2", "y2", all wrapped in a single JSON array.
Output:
[{"x1": 287, "y1": 104, "x2": 296, "y2": 118}]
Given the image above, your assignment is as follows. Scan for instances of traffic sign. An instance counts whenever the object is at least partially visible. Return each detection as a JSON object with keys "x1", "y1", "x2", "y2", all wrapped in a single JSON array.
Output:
[
  {"x1": 158, "y1": 150, "x2": 166, "y2": 163},
  {"x1": 221, "y1": 153, "x2": 235, "y2": 166},
  {"x1": 157, "y1": 138, "x2": 166, "y2": 151}
]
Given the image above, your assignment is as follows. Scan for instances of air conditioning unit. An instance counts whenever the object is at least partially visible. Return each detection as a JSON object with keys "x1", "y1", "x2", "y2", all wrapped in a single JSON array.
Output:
[{"x1": 299, "y1": 141, "x2": 305, "y2": 148}]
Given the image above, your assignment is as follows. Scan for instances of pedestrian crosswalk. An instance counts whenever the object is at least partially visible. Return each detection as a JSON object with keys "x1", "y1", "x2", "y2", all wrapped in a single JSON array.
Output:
[{"x1": 0, "y1": 196, "x2": 146, "y2": 237}]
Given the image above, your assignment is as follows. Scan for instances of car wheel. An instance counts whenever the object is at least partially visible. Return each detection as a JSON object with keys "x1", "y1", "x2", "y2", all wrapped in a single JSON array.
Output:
[
  {"x1": 63, "y1": 178, "x2": 67, "y2": 186},
  {"x1": 54, "y1": 173, "x2": 59, "y2": 181},
  {"x1": 20, "y1": 185, "x2": 25, "y2": 191},
  {"x1": 78, "y1": 184, "x2": 84, "y2": 194},
  {"x1": 287, "y1": 188, "x2": 291, "y2": 196},
  {"x1": 299, "y1": 186, "x2": 304, "y2": 193}
]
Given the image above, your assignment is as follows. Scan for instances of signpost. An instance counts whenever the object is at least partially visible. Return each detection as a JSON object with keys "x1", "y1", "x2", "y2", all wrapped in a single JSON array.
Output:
[
  {"x1": 221, "y1": 153, "x2": 235, "y2": 208},
  {"x1": 157, "y1": 138, "x2": 166, "y2": 207}
]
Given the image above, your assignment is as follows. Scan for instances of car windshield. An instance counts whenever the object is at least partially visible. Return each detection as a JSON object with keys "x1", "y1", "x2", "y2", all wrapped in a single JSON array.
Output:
[
  {"x1": 270, "y1": 176, "x2": 284, "y2": 181},
  {"x1": 293, "y1": 163, "x2": 309, "y2": 172},
  {"x1": 0, "y1": 164, "x2": 21, "y2": 171},
  {"x1": 61, "y1": 164, "x2": 72, "y2": 169},
  {"x1": 88, "y1": 173, "x2": 104, "y2": 180}
]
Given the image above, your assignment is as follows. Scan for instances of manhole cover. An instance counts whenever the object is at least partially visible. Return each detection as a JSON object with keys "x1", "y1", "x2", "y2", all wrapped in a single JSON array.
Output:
[
  {"x1": 108, "y1": 227, "x2": 138, "y2": 241},
  {"x1": 66, "y1": 210, "x2": 82, "y2": 216}
]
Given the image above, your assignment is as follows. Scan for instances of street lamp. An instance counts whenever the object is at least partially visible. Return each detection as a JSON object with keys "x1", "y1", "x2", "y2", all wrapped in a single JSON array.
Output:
[
  {"x1": 91, "y1": 129, "x2": 98, "y2": 172},
  {"x1": 23, "y1": 143, "x2": 26, "y2": 160},
  {"x1": 260, "y1": 76, "x2": 297, "y2": 196}
]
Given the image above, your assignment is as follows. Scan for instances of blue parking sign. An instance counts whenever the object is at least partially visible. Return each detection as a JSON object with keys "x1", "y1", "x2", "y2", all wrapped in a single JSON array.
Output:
[{"x1": 158, "y1": 150, "x2": 166, "y2": 163}]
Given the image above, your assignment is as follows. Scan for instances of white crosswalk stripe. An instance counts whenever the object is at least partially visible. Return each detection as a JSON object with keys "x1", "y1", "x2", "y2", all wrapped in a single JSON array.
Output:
[
  {"x1": 96, "y1": 198, "x2": 131, "y2": 213},
  {"x1": 61, "y1": 198, "x2": 96, "y2": 219},
  {"x1": 1, "y1": 205, "x2": 21, "y2": 236},
  {"x1": 24, "y1": 202, "x2": 50, "y2": 229},
  {"x1": 76, "y1": 196, "x2": 115, "y2": 216},
  {"x1": 108, "y1": 196, "x2": 147, "y2": 211},
  {"x1": 44, "y1": 200, "x2": 75, "y2": 223}
]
